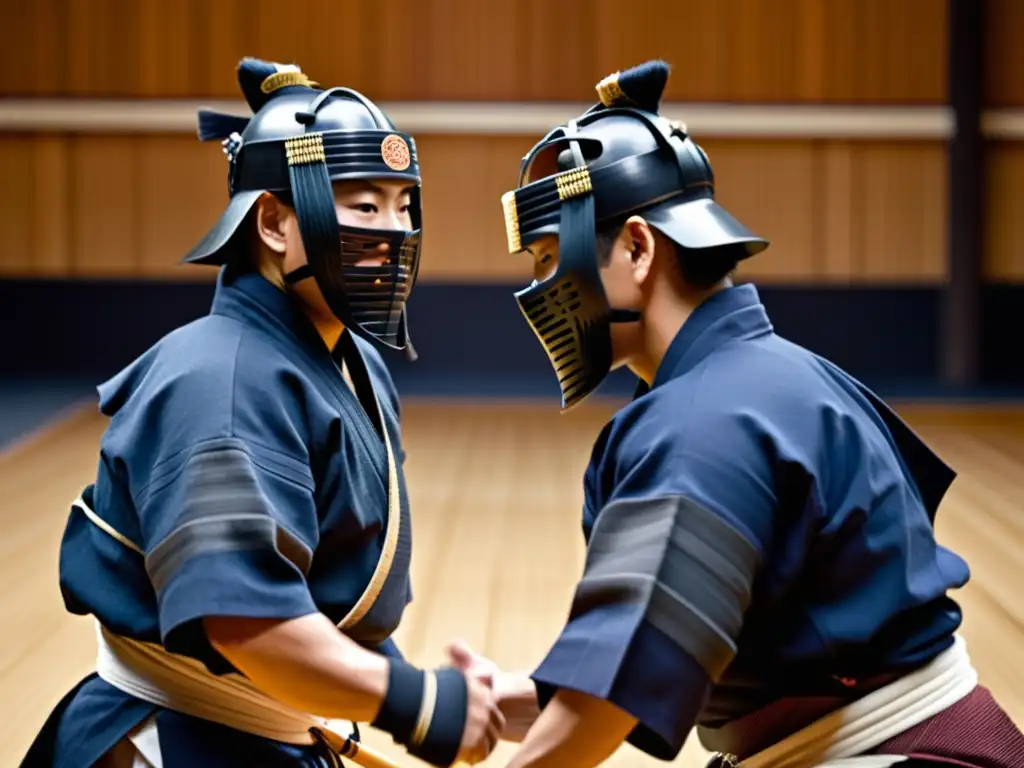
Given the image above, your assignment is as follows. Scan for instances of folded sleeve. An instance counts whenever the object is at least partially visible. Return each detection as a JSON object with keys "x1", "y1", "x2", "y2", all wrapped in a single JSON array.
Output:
[
  {"x1": 532, "y1": 405, "x2": 773, "y2": 759},
  {"x1": 137, "y1": 437, "x2": 320, "y2": 656}
]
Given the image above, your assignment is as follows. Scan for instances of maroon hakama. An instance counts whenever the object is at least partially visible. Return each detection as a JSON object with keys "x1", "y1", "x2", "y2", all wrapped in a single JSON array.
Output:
[{"x1": 868, "y1": 685, "x2": 1024, "y2": 767}]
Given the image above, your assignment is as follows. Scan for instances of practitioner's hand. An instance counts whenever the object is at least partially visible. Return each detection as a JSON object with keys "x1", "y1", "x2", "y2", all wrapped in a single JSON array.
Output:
[
  {"x1": 448, "y1": 641, "x2": 540, "y2": 743},
  {"x1": 456, "y1": 666, "x2": 506, "y2": 764},
  {"x1": 447, "y1": 640, "x2": 500, "y2": 687}
]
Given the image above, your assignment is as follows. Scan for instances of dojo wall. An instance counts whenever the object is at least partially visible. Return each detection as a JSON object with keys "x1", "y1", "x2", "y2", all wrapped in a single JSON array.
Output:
[
  {"x1": 0, "y1": 0, "x2": 1020, "y2": 395},
  {"x1": 0, "y1": 0, "x2": 953, "y2": 284},
  {"x1": 985, "y1": 0, "x2": 1024, "y2": 283},
  {"x1": 2, "y1": 0, "x2": 949, "y2": 102}
]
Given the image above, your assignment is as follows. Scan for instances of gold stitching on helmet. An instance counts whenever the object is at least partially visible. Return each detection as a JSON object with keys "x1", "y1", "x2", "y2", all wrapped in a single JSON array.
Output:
[
  {"x1": 555, "y1": 167, "x2": 593, "y2": 200},
  {"x1": 596, "y1": 72, "x2": 625, "y2": 106},
  {"x1": 261, "y1": 71, "x2": 318, "y2": 94},
  {"x1": 285, "y1": 133, "x2": 326, "y2": 165},
  {"x1": 501, "y1": 190, "x2": 521, "y2": 253}
]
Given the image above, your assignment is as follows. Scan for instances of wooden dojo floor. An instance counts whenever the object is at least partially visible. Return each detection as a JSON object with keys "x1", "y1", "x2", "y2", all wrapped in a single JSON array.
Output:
[{"x1": 1, "y1": 400, "x2": 1022, "y2": 767}]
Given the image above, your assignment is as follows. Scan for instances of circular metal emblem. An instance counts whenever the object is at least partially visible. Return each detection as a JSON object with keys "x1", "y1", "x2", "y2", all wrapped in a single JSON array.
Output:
[{"x1": 381, "y1": 135, "x2": 411, "y2": 171}]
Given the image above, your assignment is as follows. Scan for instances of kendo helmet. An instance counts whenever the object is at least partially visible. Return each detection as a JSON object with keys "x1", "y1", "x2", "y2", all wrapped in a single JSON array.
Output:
[
  {"x1": 184, "y1": 58, "x2": 422, "y2": 354},
  {"x1": 500, "y1": 60, "x2": 769, "y2": 411}
]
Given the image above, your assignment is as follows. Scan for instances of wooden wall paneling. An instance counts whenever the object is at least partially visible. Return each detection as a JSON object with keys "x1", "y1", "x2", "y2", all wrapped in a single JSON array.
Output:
[
  {"x1": 199, "y1": 0, "x2": 258, "y2": 98},
  {"x1": 415, "y1": 135, "x2": 536, "y2": 283},
  {"x1": 818, "y1": 142, "x2": 860, "y2": 281},
  {"x1": 5, "y1": 0, "x2": 949, "y2": 102},
  {"x1": 702, "y1": 0, "x2": 817, "y2": 102},
  {"x1": 708, "y1": 140, "x2": 820, "y2": 282},
  {"x1": 372, "y1": 0, "x2": 449, "y2": 102},
  {"x1": 65, "y1": 0, "x2": 140, "y2": 97},
  {"x1": 0, "y1": 137, "x2": 71, "y2": 277},
  {"x1": 452, "y1": 0, "x2": 525, "y2": 103},
  {"x1": 850, "y1": 0, "x2": 947, "y2": 104},
  {"x1": 985, "y1": 143, "x2": 1024, "y2": 281},
  {"x1": 794, "y1": 0, "x2": 829, "y2": 101},
  {"x1": 505, "y1": 0, "x2": 599, "y2": 105},
  {"x1": 817, "y1": 0, "x2": 863, "y2": 103},
  {"x1": 895, "y1": 0, "x2": 949, "y2": 104},
  {"x1": 69, "y1": 136, "x2": 141, "y2": 276},
  {"x1": 136, "y1": 136, "x2": 232, "y2": 279},
  {"x1": 3, "y1": 0, "x2": 68, "y2": 97},
  {"x1": 591, "y1": 0, "x2": 729, "y2": 103},
  {"x1": 0, "y1": 139, "x2": 35, "y2": 275},
  {"x1": 726, "y1": 0, "x2": 800, "y2": 103},
  {"x1": 135, "y1": 0, "x2": 206, "y2": 98},
  {"x1": 247, "y1": 0, "x2": 315, "y2": 87},
  {"x1": 858, "y1": 142, "x2": 947, "y2": 282},
  {"x1": 691, "y1": 140, "x2": 947, "y2": 284},
  {"x1": 984, "y1": 0, "x2": 1024, "y2": 107},
  {"x1": 29, "y1": 137, "x2": 72, "y2": 276},
  {"x1": 294, "y1": 0, "x2": 378, "y2": 101}
]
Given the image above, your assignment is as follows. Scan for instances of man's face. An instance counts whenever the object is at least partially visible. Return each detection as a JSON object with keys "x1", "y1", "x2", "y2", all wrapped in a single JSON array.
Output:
[
  {"x1": 274, "y1": 179, "x2": 416, "y2": 322},
  {"x1": 283, "y1": 178, "x2": 415, "y2": 269},
  {"x1": 523, "y1": 224, "x2": 649, "y2": 371}
]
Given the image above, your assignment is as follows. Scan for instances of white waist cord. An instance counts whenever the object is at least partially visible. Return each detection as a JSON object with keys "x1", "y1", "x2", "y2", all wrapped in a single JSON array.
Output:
[
  {"x1": 741, "y1": 635, "x2": 977, "y2": 768},
  {"x1": 95, "y1": 621, "x2": 330, "y2": 746}
]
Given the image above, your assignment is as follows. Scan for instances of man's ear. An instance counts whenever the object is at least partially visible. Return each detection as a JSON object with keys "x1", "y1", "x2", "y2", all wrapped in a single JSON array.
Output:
[
  {"x1": 255, "y1": 192, "x2": 288, "y2": 255},
  {"x1": 622, "y1": 215, "x2": 656, "y2": 285}
]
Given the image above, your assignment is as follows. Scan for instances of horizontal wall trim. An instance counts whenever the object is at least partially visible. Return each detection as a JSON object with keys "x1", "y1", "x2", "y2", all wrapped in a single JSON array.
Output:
[
  {"x1": 0, "y1": 99, "x2": 960, "y2": 140},
  {"x1": 980, "y1": 109, "x2": 1024, "y2": 139}
]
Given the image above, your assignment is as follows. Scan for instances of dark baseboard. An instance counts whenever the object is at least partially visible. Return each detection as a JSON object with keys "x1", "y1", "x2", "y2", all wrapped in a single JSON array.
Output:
[
  {"x1": 0, "y1": 376, "x2": 96, "y2": 450},
  {"x1": 1, "y1": 278, "x2": 1022, "y2": 399}
]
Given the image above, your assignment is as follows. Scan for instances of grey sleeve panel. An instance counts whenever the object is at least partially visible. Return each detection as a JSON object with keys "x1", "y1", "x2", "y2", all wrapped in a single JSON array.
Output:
[
  {"x1": 145, "y1": 445, "x2": 313, "y2": 592},
  {"x1": 577, "y1": 495, "x2": 762, "y2": 680}
]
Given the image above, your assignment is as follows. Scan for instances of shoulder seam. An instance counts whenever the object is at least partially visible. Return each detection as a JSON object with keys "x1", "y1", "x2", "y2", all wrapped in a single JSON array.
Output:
[{"x1": 227, "y1": 326, "x2": 311, "y2": 466}]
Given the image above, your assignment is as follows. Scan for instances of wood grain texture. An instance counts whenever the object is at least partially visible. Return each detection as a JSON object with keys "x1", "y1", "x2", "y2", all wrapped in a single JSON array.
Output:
[
  {"x1": 985, "y1": 0, "x2": 1024, "y2": 107},
  {"x1": 0, "y1": 135, "x2": 950, "y2": 284},
  {"x1": 985, "y1": 142, "x2": 1024, "y2": 281},
  {"x1": 1, "y1": 400, "x2": 1021, "y2": 766},
  {"x1": 2, "y1": 0, "x2": 947, "y2": 103}
]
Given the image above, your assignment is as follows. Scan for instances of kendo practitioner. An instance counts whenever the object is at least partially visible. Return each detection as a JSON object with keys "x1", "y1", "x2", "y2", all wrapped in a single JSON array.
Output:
[
  {"x1": 451, "y1": 61, "x2": 1024, "y2": 768},
  {"x1": 21, "y1": 58, "x2": 503, "y2": 768}
]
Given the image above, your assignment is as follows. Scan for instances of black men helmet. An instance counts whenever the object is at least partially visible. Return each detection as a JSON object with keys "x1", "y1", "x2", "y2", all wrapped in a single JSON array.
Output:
[
  {"x1": 500, "y1": 60, "x2": 768, "y2": 411},
  {"x1": 185, "y1": 58, "x2": 422, "y2": 353}
]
